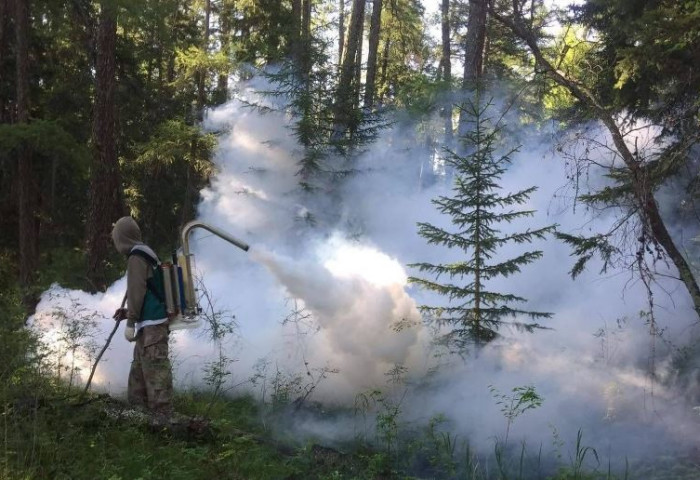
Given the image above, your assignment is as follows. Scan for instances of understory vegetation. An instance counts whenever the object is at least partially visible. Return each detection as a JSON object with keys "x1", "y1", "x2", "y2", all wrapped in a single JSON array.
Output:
[
  {"x1": 2, "y1": 293, "x2": 698, "y2": 480},
  {"x1": 3, "y1": 378, "x2": 700, "y2": 479}
]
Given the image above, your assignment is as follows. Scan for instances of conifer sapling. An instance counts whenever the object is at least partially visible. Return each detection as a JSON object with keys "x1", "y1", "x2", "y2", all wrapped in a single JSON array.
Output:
[{"x1": 409, "y1": 96, "x2": 555, "y2": 352}]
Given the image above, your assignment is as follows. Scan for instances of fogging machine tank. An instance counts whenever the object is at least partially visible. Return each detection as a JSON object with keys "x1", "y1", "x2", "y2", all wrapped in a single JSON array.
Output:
[{"x1": 169, "y1": 221, "x2": 249, "y2": 330}]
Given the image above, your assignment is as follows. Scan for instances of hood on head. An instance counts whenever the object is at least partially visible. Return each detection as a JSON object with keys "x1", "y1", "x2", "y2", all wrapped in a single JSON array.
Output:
[{"x1": 112, "y1": 216, "x2": 142, "y2": 255}]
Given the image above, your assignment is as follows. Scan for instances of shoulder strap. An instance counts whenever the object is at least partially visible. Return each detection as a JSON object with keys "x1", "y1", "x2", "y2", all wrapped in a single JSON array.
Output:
[
  {"x1": 128, "y1": 246, "x2": 159, "y2": 266},
  {"x1": 128, "y1": 247, "x2": 165, "y2": 303}
]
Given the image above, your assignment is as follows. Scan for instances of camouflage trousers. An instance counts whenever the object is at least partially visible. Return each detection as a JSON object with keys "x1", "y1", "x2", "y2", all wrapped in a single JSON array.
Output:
[{"x1": 127, "y1": 322, "x2": 173, "y2": 416}]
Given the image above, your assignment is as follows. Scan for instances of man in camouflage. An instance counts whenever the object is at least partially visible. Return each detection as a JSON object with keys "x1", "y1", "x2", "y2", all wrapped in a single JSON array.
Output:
[{"x1": 111, "y1": 216, "x2": 173, "y2": 417}]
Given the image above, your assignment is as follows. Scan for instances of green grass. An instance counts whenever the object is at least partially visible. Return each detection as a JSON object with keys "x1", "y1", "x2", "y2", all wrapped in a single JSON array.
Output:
[
  {"x1": 1, "y1": 390, "x2": 307, "y2": 480},
  {"x1": 2, "y1": 383, "x2": 700, "y2": 480}
]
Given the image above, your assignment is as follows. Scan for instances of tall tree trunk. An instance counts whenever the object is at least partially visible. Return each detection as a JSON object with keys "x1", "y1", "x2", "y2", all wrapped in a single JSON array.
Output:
[
  {"x1": 291, "y1": 0, "x2": 301, "y2": 58},
  {"x1": 378, "y1": 37, "x2": 390, "y2": 104},
  {"x1": 196, "y1": 0, "x2": 211, "y2": 122},
  {"x1": 352, "y1": 8, "x2": 364, "y2": 115},
  {"x1": 301, "y1": 0, "x2": 312, "y2": 76},
  {"x1": 338, "y1": 0, "x2": 345, "y2": 66},
  {"x1": 462, "y1": 0, "x2": 487, "y2": 85},
  {"x1": 86, "y1": 2, "x2": 122, "y2": 292},
  {"x1": 458, "y1": 0, "x2": 488, "y2": 137},
  {"x1": 216, "y1": 1, "x2": 232, "y2": 104},
  {"x1": 15, "y1": 0, "x2": 38, "y2": 290},
  {"x1": 331, "y1": 0, "x2": 365, "y2": 141},
  {"x1": 440, "y1": 0, "x2": 452, "y2": 144},
  {"x1": 0, "y1": 0, "x2": 4, "y2": 65},
  {"x1": 0, "y1": 0, "x2": 7, "y2": 122},
  {"x1": 363, "y1": 0, "x2": 382, "y2": 108}
]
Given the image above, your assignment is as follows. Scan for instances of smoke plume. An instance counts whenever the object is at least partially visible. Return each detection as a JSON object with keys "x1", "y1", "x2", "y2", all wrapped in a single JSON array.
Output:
[{"x1": 31, "y1": 80, "x2": 700, "y2": 462}]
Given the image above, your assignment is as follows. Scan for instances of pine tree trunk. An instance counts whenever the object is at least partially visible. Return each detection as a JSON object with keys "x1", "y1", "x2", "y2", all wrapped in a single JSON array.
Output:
[
  {"x1": 332, "y1": 0, "x2": 366, "y2": 141},
  {"x1": 0, "y1": 0, "x2": 4, "y2": 64},
  {"x1": 363, "y1": 0, "x2": 382, "y2": 108},
  {"x1": 0, "y1": 0, "x2": 7, "y2": 122},
  {"x1": 352, "y1": 9, "x2": 364, "y2": 117},
  {"x1": 441, "y1": 0, "x2": 452, "y2": 145},
  {"x1": 458, "y1": 0, "x2": 487, "y2": 137},
  {"x1": 462, "y1": 0, "x2": 487, "y2": 85},
  {"x1": 196, "y1": 0, "x2": 210, "y2": 122},
  {"x1": 301, "y1": 0, "x2": 312, "y2": 76},
  {"x1": 290, "y1": 0, "x2": 302, "y2": 66},
  {"x1": 378, "y1": 38, "x2": 390, "y2": 104},
  {"x1": 87, "y1": 2, "x2": 122, "y2": 292},
  {"x1": 338, "y1": 0, "x2": 345, "y2": 66},
  {"x1": 15, "y1": 0, "x2": 38, "y2": 290},
  {"x1": 216, "y1": 2, "x2": 232, "y2": 104}
]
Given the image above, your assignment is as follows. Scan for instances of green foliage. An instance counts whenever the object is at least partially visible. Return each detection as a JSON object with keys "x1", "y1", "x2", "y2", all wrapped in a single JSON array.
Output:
[
  {"x1": 423, "y1": 414, "x2": 458, "y2": 477},
  {"x1": 489, "y1": 384, "x2": 543, "y2": 446},
  {"x1": 0, "y1": 370, "x2": 693, "y2": 480},
  {"x1": 172, "y1": 47, "x2": 233, "y2": 89},
  {"x1": 32, "y1": 293, "x2": 102, "y2": 389},
  {"x1": 0, "y1": 392, "x2": 304, "y2": 480},
  {"x1": 541, "y1": 26, "x2": 596, "y2": 116},
  {"x1": 0, "y1": 121, "x2": 89, "y2": 162},
  {"x1": 376, "y1": 0, "x2": 431, "y2": 107},
  {"x1": 123, "y1": 120, "x2": 216, "y2": 248},
  {"x1": 554, "y1": 232, "x2": 619, "y2": 279},
  {"x1": 1, "y1": 0, "x2": 238, "y2": 298},
  {"x1": 409, "y1": 96, "x2": 555, "y2": 351},
  {"x1": 353, "y1": 387, "x2": 405, "y2": 476},
  {"x1": 577, "y1": 0, "x2": 700, "y2": 127},
  {"x1": 263, "y1": 54, "x2": 338, "y2": 186},
  {"x1": 248, "y1": 354, "x2": 337, "y2": 417},
  {"x1": 550, "y1": 429, "x2": 601, "y2": 480},
  {"x1": 230, "y1": 0, "x2": 297, "y2": 65},
  {"x1": 0, "y1": 253, "x2": 38, "y2": 394}
]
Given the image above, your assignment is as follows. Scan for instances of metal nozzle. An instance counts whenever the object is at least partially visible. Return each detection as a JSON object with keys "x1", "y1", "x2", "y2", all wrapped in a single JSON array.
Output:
[
  {"x1": 181, "y1": 220, "x2": 250, "y2": 255},
  {"x1": 179, "y1": 221, "x2": 249, "y2": 318}
]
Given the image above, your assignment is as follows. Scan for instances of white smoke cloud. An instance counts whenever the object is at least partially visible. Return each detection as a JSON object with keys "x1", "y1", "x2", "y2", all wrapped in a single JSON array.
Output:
[
  {"x1": 30, "y1": 79, "x2": 700, "y2": 460},
  {"x1": 250, "y1": 238, "x2": 428, "y2": 398}
]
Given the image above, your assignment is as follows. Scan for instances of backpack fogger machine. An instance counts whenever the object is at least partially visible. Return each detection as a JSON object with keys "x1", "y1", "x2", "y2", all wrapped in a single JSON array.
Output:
[
  {"x1": 164, "y1": 220, "x2": 249, "y2": 330},
  {"x1": 82, "y1": 221, "x2": 248, "y2": 398}
]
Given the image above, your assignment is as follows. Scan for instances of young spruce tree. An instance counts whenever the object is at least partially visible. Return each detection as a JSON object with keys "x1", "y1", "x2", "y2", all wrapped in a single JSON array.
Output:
[{"x1": 409, "y1": 96, "x2": 555, "y2": 351}]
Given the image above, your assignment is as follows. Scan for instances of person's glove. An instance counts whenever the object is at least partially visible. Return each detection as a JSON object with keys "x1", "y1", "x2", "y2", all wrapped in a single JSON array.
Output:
[
  {"x1": 113, "y1": 308, "x2": 127, "y2": 321},
  {"x1": 124, "y1": 326, "x2": 137, "y2": 342}
]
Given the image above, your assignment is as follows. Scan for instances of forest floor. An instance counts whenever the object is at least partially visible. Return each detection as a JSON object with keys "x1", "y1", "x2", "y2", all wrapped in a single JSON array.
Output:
[{"x1": 2, "y1": 384, "x2": 700, "y2": 480}]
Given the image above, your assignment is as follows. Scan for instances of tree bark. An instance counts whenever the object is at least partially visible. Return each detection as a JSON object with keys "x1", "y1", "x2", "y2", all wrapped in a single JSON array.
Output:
[
  {"x1": 490, "y1": 3, "x2": 700, "y2": 318},
  {"x1": 378, "y1": 37, "x2": 390, "y2": 104},
  {"x1": 196, "y1": 0, "x2": 211, "y2": 122},
  {"x1": 458, "y1": 0, "x2": 488, "y2": 137},
  {"x1": 0, "y1": 0, "x2": 7, "y2": 123},
  {"x1": 86, "y1": 2, "x2": 122, "y2": 292},
  {"x1": 301, "y1": 0, "x2": 312, "y2": 76},
  {"x1": 290, "y1": 0, "x2": 301, "y2": 64},
  {"x1": 462, "y1": 0, "x2": 487, "y2": 86},
  {"x1": 15, "y1": 0, "x2": 38, "y2": 290},
  {"x1": 338, "y1": 0, "x2": 345, "y2": 66},
  {"x1": 352, "y1": 8, "x2": 364, "y2": 115},
  {"x1": 440, "y1": 0, "x2": 452, "y2": 144},
  {"x1": 216, "y1": 1, "x2": 232, "y2": 104},
  {"x1": 363, "y1": 0, "x2": 382, "y2": 109},
  {"x1": 0, "y1": 0, "x2": 5, "y2": 66},
  {"x1": 331, "y1": 0, "x2": 365, "y2": 141}
]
